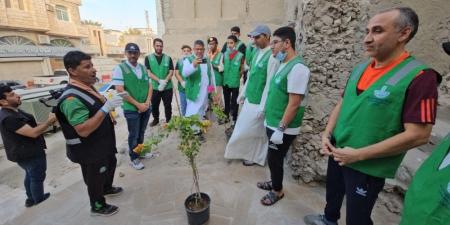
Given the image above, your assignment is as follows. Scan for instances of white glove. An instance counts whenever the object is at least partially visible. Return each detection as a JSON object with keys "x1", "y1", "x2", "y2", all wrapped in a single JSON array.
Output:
[
  {"x1": 270, "y1": 129, "x2": 284, "y2": 145},
  {"x1": 158, "y1": 79, "x2": 167, "y2": 85},
  {"x1": 101, "y1": 95, "x2": 122, "y2": 113},
  {"x1": 218, "y1": 64, "x2": 224, "y2": 72},
  {"x1": 158, "y1": 82, "x2": 166, "y2": 91},
  {"x1": 237, "y1": 95, "x2": 245, "y2": 104},
  {"x1": 180, "y1": 81, "x2": 186, "y2": 88}
]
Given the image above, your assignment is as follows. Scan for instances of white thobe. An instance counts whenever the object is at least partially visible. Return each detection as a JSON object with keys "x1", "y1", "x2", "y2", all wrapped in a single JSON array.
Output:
[
  {"x1": 182, "y1": 58, "x2": 215, "y2": 118},
  {"x1": 224, "y1": 47, "x2": 280, "y2": 166}
]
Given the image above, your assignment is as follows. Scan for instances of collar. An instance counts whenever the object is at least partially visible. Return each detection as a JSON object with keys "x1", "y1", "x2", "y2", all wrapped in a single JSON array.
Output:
[{"x1": 126, "y1": 60, "x2": 140, "y2": 69}]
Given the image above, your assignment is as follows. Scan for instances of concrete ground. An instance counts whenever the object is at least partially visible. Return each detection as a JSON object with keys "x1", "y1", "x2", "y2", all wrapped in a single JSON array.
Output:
[{"x1": 0, "y1": 109, "x2": 400, "y2": 225}]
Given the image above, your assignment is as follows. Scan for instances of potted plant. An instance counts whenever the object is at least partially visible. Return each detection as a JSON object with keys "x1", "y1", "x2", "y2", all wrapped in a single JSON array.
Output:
[{"x1": 164, "y1": 115, "x2": 212, "y2": 225}]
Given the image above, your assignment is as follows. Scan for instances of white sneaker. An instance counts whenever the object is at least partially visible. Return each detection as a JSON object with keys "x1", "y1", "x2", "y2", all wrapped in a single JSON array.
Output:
[
  {"x1": 131, "y1": 159, "x2": 144, "y2": 170},
  {"x1": 139, "y1": 152, "x2": 159, "y2": 159}
]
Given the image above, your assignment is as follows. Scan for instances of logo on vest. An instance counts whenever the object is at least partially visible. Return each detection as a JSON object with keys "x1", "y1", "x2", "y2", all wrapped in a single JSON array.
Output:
[{"x1": 374, "y1": 86, "x2": 390, "y2": 99}]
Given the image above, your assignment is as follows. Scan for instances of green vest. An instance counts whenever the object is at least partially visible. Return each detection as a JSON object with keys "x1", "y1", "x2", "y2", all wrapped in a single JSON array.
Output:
[
  {"x1": 400, "y1": 133, "x2": 450, "y2": 225},
  {"x1": 119, "y1": 63, "x2": 150, "y2": 111},
  {"x1": 223, "y1": 51, "x2": 243, "y2": 88},
  {"x1": 176, "y1": 58, "x2": 186, "y2": 92},
  {"x1": 185, "y1": 55, "x2": 213, "y2": 101},
  {"x1": 265, "y1": 56, "x2": 306, "y2": 128},
  {"x1": 147, "y1": 53, "x2": 173, "y2": 90},
  {"x1": 210, "y1": 52, "x2": 223, "y2": 87},
  {"x1": 333, "y1": 56, "x2": 428, "y2": 178},
  {"x1": 245, "y1": 43, "x2": 257, "y2": 66},
  {"x1": 245, "y1": 49, "x2": 271, "y2": 104}
]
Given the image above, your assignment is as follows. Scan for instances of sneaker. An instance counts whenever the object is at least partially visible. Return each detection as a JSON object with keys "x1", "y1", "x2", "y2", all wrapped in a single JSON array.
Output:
[
  {"x1": 304, "y1": 214, "x2": 338, "y2": 225},
  {"x1": 91, "y1": 204, "x2": 119, "y2": 217},
  {"x1": 149, "y1": 120, "x2": 159, "y2": 127},
  {"x1": 25, "y1": 198, "x2": 34, "y2": 208},
  {"x1": 139, "y1": 152, "x2": 159, "y2": 159},
  {"x1": 131, "y1": 159, "x2": 144, "y2": 170},
  {"x1": 104, "y1": 186, "x2": 123, "y2": 197}
]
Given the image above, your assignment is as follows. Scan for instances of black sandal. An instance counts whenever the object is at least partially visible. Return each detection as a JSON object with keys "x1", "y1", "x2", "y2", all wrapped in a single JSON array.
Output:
[
  {"x1": 257, "y1": 181, "x2": 272, "y2": 191},
  {"x1": 260, "y1": 191, "x2": 284, "y2": 206}
]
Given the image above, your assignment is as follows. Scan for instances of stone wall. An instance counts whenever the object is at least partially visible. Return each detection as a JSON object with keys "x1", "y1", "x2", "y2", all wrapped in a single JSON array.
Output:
[
  {"x1": 285, "y1": 0, "x2": 370, "y2": 183},
  {"x1": 286, "y1": 0, "x2": 450, "y2": 184}
]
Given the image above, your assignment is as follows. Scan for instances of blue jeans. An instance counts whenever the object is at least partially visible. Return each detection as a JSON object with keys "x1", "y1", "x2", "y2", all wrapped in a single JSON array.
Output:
[
  {"x1": 124, "y1": 108, "x2": 152, "y2": 160},
  {"x1": 179, "y1": 91, "x2": 187, "y2": 116},
  {"x1": 17, "y1": 154, "x2": 47, "y2": 203}
]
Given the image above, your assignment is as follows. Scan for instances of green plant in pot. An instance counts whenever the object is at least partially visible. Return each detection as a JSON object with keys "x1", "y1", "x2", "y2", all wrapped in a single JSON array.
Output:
[{"x1": 164, "y1": 115, "x2": 212, "y2": 225}]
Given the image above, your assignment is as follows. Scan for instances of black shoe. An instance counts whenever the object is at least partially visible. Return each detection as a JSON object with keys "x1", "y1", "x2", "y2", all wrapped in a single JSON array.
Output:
[
  {"x1": 104, "y1": 186, "x2": 123, "y2": 197},
  {"x1": 242, "y1": 160, "x2": 256, "y2": 166},
  {"x1": 25, "y1": 198, "x2": 34, "y2": 208},
  {"x1": 35, "y1": 193, "x2": 50, "y2": 205},
  {"x1": 91, "y1": 204, "x2": 119, "y2": 217},
  {"x1": 198, "y1": 134, "x2": 206, "y2": 143},
  {"x1": 150, "y1": 120, "x2": 159, "y2": 127}
]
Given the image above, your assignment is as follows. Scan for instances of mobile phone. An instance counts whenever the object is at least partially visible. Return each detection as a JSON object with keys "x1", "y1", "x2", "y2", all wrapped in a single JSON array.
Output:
[{"x1": 201, "y1": 58, "x2": 207, "y2": 63}]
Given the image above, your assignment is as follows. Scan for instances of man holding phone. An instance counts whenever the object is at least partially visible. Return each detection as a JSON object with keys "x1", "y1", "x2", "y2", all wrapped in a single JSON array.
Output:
[
  {"x1": 182, "y1": 40, "x2": 216, "y2": 119},
  {"x1": 112, "y1": 43, "x2": 154, "y2": 170}
]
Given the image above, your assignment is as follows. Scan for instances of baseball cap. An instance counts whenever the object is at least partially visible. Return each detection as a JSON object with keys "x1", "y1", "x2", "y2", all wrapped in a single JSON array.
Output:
[
  {"x1": 125, "y1": 43, "x2": 140, "y2": 52},
  {"x1": 248, "y1": 24, "x2": 271, "y2": 37}
]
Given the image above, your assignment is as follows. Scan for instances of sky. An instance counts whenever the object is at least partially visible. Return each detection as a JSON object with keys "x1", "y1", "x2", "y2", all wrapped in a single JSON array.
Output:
[{"x1": 79, "y1": 0, "x2": 158, "y2": 33}]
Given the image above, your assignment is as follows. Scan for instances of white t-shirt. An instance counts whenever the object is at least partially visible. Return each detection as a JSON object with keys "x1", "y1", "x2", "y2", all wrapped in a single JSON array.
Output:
[
  {"x1": 265, "y1": 62, "x2": 310, "y2": 135},
  {"x1": 111, "y1": 61, "x2": 150, "y2": 86}
]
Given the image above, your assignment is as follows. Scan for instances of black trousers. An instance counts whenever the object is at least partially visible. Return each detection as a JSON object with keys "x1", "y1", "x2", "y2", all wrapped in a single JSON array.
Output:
[
  {"x1": 324, "y1": 157, "x2": 385, "y2": 225},
  {"x1": 223, "y1": 85, "x2": 239, "y2": 121},
  {"x1": 266, "y1": 128, "x2": 296, "y2": 192},
  {"x1": 151, "y1": 89, "x2": 173, "y2": 122},
  {"x1": 80, "y1": 154, "x2": 117, "y2": 209}
]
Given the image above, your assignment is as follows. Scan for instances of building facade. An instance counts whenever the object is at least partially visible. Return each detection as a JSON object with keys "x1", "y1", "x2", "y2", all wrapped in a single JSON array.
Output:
[{"x1": 0, "y1": 0, "x2": 88, "y2": 82}]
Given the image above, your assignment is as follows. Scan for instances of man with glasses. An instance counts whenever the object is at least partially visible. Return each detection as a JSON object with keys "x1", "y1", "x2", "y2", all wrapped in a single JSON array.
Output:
[
  {"x1": 112, "y1": 43, "x2": 153, "y2": 170},
  {"x1": 182, "y1": 40, "x2": 216, "y2": 119}
]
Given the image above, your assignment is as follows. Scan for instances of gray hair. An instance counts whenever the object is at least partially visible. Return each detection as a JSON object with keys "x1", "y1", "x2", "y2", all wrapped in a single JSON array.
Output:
[
  {"x1": 380, "y1": 7, "x2": 419, "y2": 43},
  {"x1": 193, "y1": 40, "x2": 205, "y2": 47}
]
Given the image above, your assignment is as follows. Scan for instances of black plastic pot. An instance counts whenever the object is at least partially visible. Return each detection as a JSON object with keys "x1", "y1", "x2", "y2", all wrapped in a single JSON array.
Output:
[{"x1": 184, "y1": 192, "x2": 211, "y2": 225}]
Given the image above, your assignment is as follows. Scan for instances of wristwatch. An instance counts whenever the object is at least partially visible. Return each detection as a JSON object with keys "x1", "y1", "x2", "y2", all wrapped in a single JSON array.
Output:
[{"x1": 277, "y1": 121, "x2": 286, "y2": 132}]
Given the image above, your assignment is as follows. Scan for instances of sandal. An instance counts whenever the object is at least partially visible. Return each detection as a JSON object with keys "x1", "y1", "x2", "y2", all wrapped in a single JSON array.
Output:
[
  {"x1": 256, "y1": 181, "x2": 273, "y2": 191},
  {"x1": 260, "y1": 191, "x2": 284, "y2": 206}
]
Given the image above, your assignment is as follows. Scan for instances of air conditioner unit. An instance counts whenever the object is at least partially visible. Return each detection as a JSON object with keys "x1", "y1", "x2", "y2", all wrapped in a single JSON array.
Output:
[
  {"x1": 46, "y1": 4, "x2": 55, "y2": 12},
  {"x1": 38, "y1": 35, "x2": 50, "y2": 45}
]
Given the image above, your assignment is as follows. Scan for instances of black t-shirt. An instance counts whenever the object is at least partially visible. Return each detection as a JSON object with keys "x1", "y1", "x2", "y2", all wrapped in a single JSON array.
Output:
[
  {"x1": 144, "y1": 54, "x2": 174, "y2": 74},
  {"x1": 0, "y1": 108, "x2": 46, "y2": 162}
]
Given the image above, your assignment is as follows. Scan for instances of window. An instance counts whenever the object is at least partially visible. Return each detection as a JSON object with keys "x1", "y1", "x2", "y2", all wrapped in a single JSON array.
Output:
[
  {"x1": 0, "y1": 36, "x2": 35, "y2": 46},
  {"x1": 50, "y1": 39, "x2": 74, "y2": 47},
  {"x1": 5, "y1": 0, "x2": 11, "y2": 8},
  {"x1": 55, "y1": 5, "x2": 69, "y2": 21}
]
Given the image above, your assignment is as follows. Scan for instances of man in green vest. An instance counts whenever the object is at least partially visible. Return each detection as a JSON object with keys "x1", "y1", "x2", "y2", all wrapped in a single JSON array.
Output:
[
  {"x1": 225, "y1": 24, "x2": 279, "y2": 166},
  {"x1": 399, "y1": 41, "x2": 448, "y2": 225},
  {"x1": 182, "y1": 40, "x2": 215, "y2": 119},
  {"x1": 145, "y1": 38, "x2": 174, "y2": 126},
  {"x1": 304, "y1": 7, "x2": 440, "y2": 225},
  {"x1": 258, "y1": 26, "x2": 311, "y2": 206},
  {"x1": 112, "y1": 43, "x2": 153, "y2": 170},
  {"x1": 221, "y1": 26, "x2": 247, "y2": 83},
  {"x1": 174, "y1": 45, "x2": 192, "y2": 116}
]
